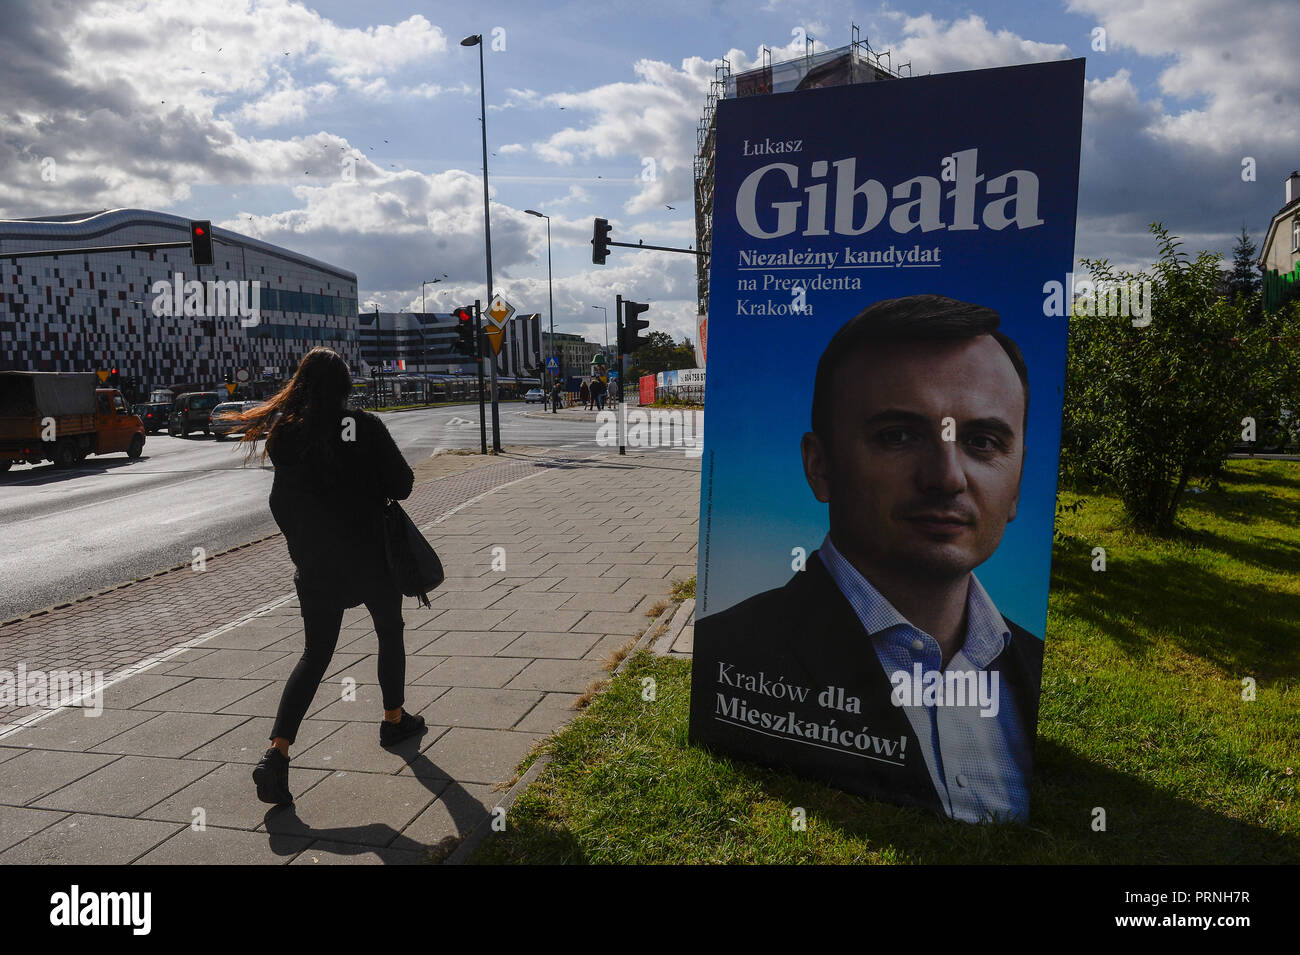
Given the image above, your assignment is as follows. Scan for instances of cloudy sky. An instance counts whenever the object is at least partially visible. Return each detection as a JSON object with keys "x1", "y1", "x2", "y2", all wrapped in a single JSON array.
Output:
[{"x1": 1, "y1": 0, "x2": 1295, "y2": 345}]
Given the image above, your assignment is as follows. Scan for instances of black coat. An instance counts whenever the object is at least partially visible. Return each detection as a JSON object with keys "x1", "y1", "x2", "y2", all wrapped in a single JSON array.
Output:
[
  {"x1": 267, "y1": 408, "x2": 414, "y2": 608},
  {"x1": 689, "y1": 551, "x2": 1043, "y2": 816}
]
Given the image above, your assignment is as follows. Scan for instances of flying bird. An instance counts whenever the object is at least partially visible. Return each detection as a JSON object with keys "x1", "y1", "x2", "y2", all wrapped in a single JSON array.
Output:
[{"x1": 665, "y1": 204, "x2": 675, "y2": 210}]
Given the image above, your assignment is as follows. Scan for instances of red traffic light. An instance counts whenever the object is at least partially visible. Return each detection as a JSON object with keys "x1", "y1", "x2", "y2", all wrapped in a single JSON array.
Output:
[
  {"x1": 189, "y1": 219, "x2": 214, "y2": 266},
  {"x1": 453, "y1": 306, "x2": 477, "y2": 356}
]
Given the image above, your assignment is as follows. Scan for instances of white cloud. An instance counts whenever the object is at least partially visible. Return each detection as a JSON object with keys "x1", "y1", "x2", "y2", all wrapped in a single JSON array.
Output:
[
  {"x1": 1067, "y1": 0, "x2": 1300, "y2": 155},
  {"x1": 888, "y1": 13, "x2": 1072, "y2": 74},
  {"x1": 234, "y1": 80, "x2": 337, "y2": 127}
]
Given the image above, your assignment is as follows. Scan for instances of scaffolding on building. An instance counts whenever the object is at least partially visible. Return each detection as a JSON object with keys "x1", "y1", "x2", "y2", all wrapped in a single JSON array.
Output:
[{"x1": 692, "y1": 25, "x2": 912, "y2": 316}]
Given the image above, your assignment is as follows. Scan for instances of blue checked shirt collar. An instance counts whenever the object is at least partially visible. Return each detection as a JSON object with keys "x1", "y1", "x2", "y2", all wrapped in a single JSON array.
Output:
[{"x1": 817, "y1": 534, "x2": 1010, "y2": 666}]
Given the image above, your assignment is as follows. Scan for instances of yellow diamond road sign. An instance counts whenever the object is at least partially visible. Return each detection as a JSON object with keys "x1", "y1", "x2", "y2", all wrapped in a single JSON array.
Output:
[{"x1": 487, "y1": 294, "x2": 515, "y2": 328}]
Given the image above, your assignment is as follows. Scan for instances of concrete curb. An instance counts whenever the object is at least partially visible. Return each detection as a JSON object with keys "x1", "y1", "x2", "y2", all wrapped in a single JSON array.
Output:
[
  {"x1": 442, "y1": 600, "x2": 677, "y2": 865},
  {"x1": 651, "y1": 598, "x2": 694, "y2": 656}
]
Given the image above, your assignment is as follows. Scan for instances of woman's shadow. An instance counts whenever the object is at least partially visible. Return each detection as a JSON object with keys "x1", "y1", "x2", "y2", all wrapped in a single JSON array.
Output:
[{"x1": 260, "y1": 730, "x2": 492, "y2": 864}]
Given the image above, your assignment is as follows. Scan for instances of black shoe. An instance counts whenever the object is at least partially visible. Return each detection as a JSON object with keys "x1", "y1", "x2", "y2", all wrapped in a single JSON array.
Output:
[
  {"x1": 380, "y1": 710, "x2": 426, "y2": 747},
  {"x1": 252, "y1": 748, "x2": 293, "y2": 805}
]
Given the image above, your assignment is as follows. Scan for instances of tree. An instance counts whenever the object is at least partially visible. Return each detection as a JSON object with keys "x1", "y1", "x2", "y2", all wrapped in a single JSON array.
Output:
[
  {"x1": 1226, "y1": 223, "x2": 1261, "y2": 305},
  {"x1": 1060, "y1": 223, "x2": 1300, "y2": 535},
  {"x1": 627, "y1": 331, "x2": 696, "y2": 378}
]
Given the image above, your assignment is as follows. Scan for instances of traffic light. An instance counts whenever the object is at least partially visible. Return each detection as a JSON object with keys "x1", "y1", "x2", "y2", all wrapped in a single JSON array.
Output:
[
  {"x1": 109, "y1": 367, "x2": 120, "y2": 388},
  {"x1": 453, "y1": 306, "x2": 478, "y2": 357},
  {"x1": 189, "y1": 220, "x2": 214, "y2": 266},
  {"x1": 591, "y1": 217, "x2": 612, "y2": 265},
  {"x1": 620, "y1": 300, "x2": 650, "y2": 353}
]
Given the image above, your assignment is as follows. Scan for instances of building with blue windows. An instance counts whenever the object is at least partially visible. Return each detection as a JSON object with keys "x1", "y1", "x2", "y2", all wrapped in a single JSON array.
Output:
[{"x1": 0, "y1": 208, "x2": 358, "y2": 397}]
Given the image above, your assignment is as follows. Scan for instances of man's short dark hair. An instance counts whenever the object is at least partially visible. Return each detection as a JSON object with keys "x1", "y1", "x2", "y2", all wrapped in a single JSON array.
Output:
[{"x1": 810, "y1": 294, "x2": 1030, "y2": 447}]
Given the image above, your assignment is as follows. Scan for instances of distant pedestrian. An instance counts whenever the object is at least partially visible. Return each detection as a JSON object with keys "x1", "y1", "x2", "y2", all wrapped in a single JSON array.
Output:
[
  {"x1": 551, "y1": 380, "x2": 562, "y2": 414},
  {"x1": 237, "y1": 347, "x2": 425, "y2": 806},
  {"x1": 592, "y1": 377, "x2": 605, "y2": 412},
  {"x1": 579, "y1": 379, "x2": 590, "y2": 410}
]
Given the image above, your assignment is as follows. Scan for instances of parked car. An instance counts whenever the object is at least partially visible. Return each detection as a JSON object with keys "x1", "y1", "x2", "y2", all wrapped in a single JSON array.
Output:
[
  {"x1": 210, "y1": 401, "x2": 261, "y2": 440},
  {"x1": 167, "y1": 391, "x2": 222, "y2": 437},
  {"x1": 524, "y1": 388, "x2": 545, "y2": 404},
  {"x1": 133, "y1": 401, "x2": 171, "y2": 433}
]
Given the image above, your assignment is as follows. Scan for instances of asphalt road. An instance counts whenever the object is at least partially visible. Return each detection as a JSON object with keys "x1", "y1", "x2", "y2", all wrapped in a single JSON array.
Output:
[{"x1": 0, "y1": 400, "x2": 687, "y2": 621}]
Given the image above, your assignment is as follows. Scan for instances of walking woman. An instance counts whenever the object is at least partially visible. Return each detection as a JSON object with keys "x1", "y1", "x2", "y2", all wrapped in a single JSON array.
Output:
[{"x1": 237, "y1": 347, "x2": 426, "y2": 805}]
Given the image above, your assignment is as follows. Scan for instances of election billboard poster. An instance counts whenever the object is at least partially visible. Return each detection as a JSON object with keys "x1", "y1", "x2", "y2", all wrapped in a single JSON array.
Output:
[{"x1": 689, "y1": 59, "x2": 1086, "y2": 824}]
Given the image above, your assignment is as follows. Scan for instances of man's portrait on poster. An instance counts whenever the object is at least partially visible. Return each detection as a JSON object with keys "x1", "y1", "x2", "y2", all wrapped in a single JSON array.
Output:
[{"x1": 692, "y1": 294, "x2": 1044, "y2": 824}]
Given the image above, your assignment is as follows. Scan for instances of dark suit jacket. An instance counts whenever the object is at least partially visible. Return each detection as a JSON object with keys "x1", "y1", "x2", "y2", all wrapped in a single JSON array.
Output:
[{"x1": 689, "y1": 551, "x2": 1043, "y2": 817}]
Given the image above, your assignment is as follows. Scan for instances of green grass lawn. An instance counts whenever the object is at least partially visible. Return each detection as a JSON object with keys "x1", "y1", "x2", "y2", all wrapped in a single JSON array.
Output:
[{"x1": 470, "y1": 459, "x2": 1300, "y2": 864}]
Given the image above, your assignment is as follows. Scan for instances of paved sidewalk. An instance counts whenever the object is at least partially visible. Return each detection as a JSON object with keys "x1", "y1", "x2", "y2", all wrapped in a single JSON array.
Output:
[{"x1": 0, "y1": 450, "x2": 701, "y2": 864}]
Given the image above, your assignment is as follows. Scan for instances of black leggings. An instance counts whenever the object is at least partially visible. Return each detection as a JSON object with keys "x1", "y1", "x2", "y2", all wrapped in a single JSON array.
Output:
[{"x1": 270, "y1": 583, "x2": 406, "y2": 745}]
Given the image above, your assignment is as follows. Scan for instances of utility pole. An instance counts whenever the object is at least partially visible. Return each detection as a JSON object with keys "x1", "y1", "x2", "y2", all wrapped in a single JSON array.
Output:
[
  {"x1": 616, "y1": 294, "x2": 625, "y2": 455},
  {"x1": 475, "y1": 300, "x2": 488, "y2": 455}
]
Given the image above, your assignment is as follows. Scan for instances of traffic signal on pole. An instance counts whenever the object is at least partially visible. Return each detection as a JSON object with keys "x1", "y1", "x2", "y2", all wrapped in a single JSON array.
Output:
[
  {"x1": 189, "y1": 220, "x2": 214, "y2": 266},
  {"x1": 591, "y1": 217, "x2": 612, "y2": 265},
  {"x1": 453, "y1": 306, "x2": 477, "y2": 357},
  {"x1": 620, "y1": 300, "x2": 650, "y2": 353},
  {"x1": 109, "y1": 367, "x2": 120, "y2": 388}
]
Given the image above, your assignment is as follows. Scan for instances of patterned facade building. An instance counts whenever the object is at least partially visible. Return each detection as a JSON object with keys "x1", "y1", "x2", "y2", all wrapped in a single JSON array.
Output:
[
  {"x1": 359, "y1": 310, "x2": 542, "y2": 379},
  {"x1": 0, "y1": 208, "x2": 358, "y2": 396}
]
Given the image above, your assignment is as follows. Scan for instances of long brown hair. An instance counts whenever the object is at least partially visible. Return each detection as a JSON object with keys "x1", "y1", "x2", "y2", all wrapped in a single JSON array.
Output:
[{"x1": 238, "y1": 346, "x2": 352, "y2": 463}]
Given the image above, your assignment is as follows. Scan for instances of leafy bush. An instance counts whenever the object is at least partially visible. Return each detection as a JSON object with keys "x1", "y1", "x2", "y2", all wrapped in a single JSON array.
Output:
[{"x1": 1060, "y1": 224, "x2": 1300, "y2": 534}]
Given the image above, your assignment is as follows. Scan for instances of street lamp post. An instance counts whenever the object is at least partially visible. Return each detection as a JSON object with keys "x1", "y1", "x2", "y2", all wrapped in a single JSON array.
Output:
[
  {"x1": 421, "y1": 279, "x2": 443, "y2": 396},
  {"x1": 525, "y1": 209, "x2": 557, "y2": 414},
  {"x1": 462, "y1": 33, "x2": 502, "y2": 452},
  {"x1": 421, "y1": 278, "x2": 441, "y2": 316},
  {"x1": 591, "y1": 304, "x2": 608, "y2": 353}
]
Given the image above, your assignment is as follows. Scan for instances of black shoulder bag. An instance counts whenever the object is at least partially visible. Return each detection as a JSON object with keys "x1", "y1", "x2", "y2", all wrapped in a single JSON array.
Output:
[{"x1": 381, "y1": 500, "x2": 445, "y2": 607}]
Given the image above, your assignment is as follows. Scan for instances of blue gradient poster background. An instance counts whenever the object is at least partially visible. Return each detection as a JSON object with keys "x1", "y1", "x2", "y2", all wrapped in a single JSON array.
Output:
[{"x1": 696, "y1": 59, "x2": 1085, "y2": 640}]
